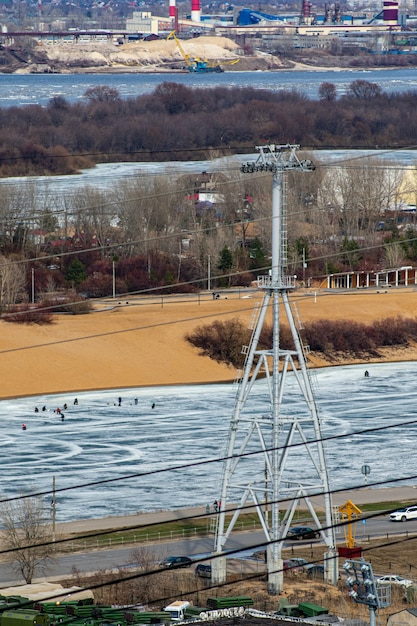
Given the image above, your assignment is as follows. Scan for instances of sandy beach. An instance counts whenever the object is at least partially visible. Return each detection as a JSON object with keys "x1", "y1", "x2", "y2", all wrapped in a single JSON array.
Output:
[{"x1": 2, "y1": 287, "x2": 417, "y2": 400}]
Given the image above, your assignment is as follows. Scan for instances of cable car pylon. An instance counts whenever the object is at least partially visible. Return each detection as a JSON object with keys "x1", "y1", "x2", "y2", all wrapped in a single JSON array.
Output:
[{"x1": 211, "y1": 144, "x2": 338, "y2": 595}]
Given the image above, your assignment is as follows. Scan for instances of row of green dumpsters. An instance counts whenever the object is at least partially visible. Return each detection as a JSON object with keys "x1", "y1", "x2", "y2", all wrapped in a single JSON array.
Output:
[{"x1": 0, "y1": 596, "x2": 255, "y2": 626}]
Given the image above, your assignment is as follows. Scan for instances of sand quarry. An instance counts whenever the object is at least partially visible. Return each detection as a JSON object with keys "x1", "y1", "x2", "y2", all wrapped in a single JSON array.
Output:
[
  {"x1": 24, "y1": 37, "x2": 288, "y2": 73},
  {"x1": 2, "y1": 287, "x2": 417, "y2": 400}
]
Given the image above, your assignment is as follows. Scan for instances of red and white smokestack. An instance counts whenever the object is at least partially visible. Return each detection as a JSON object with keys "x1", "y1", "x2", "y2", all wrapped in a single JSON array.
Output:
[
  {"x1": 169, "y1": 0, "x2": 176, "y2": 19},
  {"x1": 383, "y1": 0, "x2": 398, "y2": 24},
  {"x1": 191, "y1": 0, "x2": 200, "y2": 22}
]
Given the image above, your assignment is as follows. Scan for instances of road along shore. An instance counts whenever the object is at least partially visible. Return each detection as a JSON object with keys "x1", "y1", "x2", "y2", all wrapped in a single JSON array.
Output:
[{"x1": 56, "y1": 485, "x2": 417, "y2": 536}]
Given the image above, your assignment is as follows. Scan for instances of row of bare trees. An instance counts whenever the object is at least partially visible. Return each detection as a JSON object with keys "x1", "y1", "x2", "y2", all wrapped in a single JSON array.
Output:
[
  {"x1": 2, "y1": 82, "x2": 417, "y2": 177},
  {"x1": 0, "y1": 152, "x2": 415, "y2": 306}
]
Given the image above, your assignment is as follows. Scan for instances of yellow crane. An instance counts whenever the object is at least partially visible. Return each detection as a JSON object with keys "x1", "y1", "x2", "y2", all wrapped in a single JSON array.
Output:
[
  {"x1": 167, "y1": 31, "x2": 238, "y2": 72},
  {"x1": 220, "y1": 58, "x2": 240, "y2": 66},
  {"x1": 339, "y1": 499, "x2": 362, "y2": 549},
  {"x1": 167, "y1": 30, "x2": 193, "y2": 70}
]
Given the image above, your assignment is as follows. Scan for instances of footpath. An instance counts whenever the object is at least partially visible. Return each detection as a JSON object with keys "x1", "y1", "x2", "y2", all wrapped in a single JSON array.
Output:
[{"x1": 57, "y1": 485, "x2": 417, "y2": 536}]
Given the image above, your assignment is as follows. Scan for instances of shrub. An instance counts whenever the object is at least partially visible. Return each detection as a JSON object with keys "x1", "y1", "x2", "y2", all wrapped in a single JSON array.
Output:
[
  {"x1": 2, "y1": 304, "x2": 53, "y2": 324},
  {"x1": 42, "y1": 292, "x2": 92, "y2": 315},
  {"x1": 186, "y1": 315, "x2": 417, "y2": 367},
  {"x1": 185, "y1": 318, "x2": 250, "y2": 368}
]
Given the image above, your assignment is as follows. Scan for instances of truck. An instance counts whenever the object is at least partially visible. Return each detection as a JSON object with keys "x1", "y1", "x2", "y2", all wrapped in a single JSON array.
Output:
[{"x1": 162, "y1": 602, "x2": 190, "y2": 621}]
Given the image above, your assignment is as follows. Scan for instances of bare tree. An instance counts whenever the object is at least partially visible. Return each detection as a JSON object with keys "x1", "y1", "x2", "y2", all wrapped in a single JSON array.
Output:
[
  {"x1": 126, "y1": 546, "x2": 159, "y2": 605},
  {"x1": 384, "y1": 241, "x2": 405, "y2": 268},
  {"x1": 0, "y1": 255, "x2": 26, "y2": 309},
  {"x1": 318, "y1": 158, "x2": 403, "y2": 242},
  {"x1": 115, "y1": 176, "x2": 185, "y2": 259},
  {"x1": 67, "y1": 186, "x2": 117, "y2": 257},
  {"x1": 0, "y1": 494, "x2": 53, "y2": 583}
]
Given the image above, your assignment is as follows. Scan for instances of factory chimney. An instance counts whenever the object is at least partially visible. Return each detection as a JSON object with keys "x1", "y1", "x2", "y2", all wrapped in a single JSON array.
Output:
[
  {"x1": 383, "y1": 0, "x2": 398, "y2": 24},
  {"x1": 299, "y1": 0, "x2": 312, "y2": 24},
  {"x1": 191, "y1": 0, "x2": 201, "y2": 22},
  {"x1": 169, "y1": 0, "x2": 176, "y2": 19}
]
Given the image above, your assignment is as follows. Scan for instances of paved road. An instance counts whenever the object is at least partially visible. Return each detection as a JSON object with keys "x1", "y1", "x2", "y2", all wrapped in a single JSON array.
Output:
[{"x1": 1, "y1": 486, "x2": 415, "y2": 586}]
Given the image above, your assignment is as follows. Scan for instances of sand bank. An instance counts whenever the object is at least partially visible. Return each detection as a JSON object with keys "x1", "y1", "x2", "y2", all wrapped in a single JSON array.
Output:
[{"x1": 2, "y1": 287, "x2": 417, "y2": 400}]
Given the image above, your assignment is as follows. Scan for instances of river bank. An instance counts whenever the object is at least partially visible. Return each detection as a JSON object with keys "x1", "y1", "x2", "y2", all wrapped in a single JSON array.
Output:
[
  {"x1": 55, "y1": 484, "x2": 417, "y2": 535},
  {"x1": 3, "y1": 34, "x2": 414, "y2": 75}
]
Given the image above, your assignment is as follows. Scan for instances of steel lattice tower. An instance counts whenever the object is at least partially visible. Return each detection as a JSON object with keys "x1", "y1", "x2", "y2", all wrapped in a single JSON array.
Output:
[{"x1": 211, "y1": 145, "x2": 338, "y2": 595}]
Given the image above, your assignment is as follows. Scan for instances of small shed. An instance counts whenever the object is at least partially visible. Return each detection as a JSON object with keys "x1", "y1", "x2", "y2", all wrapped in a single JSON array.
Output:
[
  {"x1": 0, "y1": 583, "x2": 93, "y2": 603},
  {"x1": 387, "y1": 608, "x2": 417, "y2": 626}
]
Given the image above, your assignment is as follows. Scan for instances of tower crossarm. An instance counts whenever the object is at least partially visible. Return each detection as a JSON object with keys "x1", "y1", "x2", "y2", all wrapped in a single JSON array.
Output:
[{"x1": 241, "y1": 144, "x2": 315, "y2": 174}]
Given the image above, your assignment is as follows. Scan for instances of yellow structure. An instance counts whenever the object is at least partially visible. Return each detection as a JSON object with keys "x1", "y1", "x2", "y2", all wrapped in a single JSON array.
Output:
[
  {"x1": 167, "y1": 30, "x2": 193, "y2": 68},
  {"x1": 339, "y1": 500, "x2": 362, "y2": 549}
]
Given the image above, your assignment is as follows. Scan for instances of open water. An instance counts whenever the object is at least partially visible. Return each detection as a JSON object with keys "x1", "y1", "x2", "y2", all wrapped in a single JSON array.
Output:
[
  {"x1": 1, "y1": 67, "x2": 417, "y2": 107},
  {"x1": 1, "y1": 361, "x2": 416, "y2": 523}
]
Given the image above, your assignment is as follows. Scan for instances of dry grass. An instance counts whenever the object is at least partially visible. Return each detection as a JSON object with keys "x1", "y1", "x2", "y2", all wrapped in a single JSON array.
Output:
[{"x1": 61, "y1": 537, "x2": 417, "y2": 625}]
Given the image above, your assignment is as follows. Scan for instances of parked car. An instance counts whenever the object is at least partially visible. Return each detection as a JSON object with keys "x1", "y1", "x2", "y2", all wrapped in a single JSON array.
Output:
[
  {"x1": 376, "y1": 575, "x2": 413, "y2": 588},
  {"x1": 287, "y1": 526, "x2": 320, "y2": 540},
  {"x1": 160, "y1": 556, "x2": 193, "y2": 568},
  {"x1": 389, "y1": 506, "x2": 417, "y2": 522},
  {"x1": 288, "y1": 557, "x2": 310, "y2": 569},
  {"x1": 195, "y1": 563, "x2": 211, "y2": 578},
  {"x1": 305, "y1": 564, "x2": 325, "y2": 579},
  {"x1": 283, "y1": 560, "x2": 303, "y2": 574}
]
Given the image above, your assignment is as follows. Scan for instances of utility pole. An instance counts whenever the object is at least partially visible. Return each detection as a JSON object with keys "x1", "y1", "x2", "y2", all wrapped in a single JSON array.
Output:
[
  {"x1": 302, "y1": 247, "x2": 306, "y2": 285},
  {"x1": 112, "y1": 260, "x2": 116, "y2": 299},
  {"x1": 208, "y1": 255, "x2": 211, "y2": 291},
  {"x1": 52, "y1": 476, "x2": 56, "y2": 545},
  {"x1": 211, "y1": 145, "x2": 338, "y2": 594}
]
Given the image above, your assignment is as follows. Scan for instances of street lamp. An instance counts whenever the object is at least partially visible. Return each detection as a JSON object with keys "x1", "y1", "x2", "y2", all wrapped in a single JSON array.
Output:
[{"x1": 31, "y1": 267, "x2": 35, "y2": 304}]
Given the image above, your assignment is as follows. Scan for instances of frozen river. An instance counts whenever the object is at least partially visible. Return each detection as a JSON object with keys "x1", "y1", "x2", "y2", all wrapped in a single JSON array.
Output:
[
  {"x1": 1, "y1": 361, "x2": 416, "y2": 523},
  {"x1": 2, "y1": 148, "x2": 416, "y2": 209}
]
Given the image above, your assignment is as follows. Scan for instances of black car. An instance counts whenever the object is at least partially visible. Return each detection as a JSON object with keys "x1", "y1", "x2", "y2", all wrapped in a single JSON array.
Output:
[
  {"x1": 287, "y1": 526, "x2": 320, "y2": 540},
  {"x1": 195, "y1": 563, "x2": 212, "y2": 578},
  {"x1": 305, "y1": 564, "x2": 325, "y2": 579},
  {"x1": 160, "y1": 556, "x2": 193, "y2": 568}
]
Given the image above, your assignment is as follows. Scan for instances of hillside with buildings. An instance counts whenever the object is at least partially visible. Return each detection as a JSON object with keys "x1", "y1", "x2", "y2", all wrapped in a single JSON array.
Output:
[{"x1": 1, "y1": 0, "x2": 417, "y2": 74}]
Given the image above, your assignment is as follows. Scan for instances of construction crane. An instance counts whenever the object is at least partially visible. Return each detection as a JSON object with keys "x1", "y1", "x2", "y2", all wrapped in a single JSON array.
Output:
[
  {"x1": 167, "y1": 30, "x2": 226, "y2": 73},
  {"x1": 167, "y1": 30, "x2": 193, "y2": 70}
]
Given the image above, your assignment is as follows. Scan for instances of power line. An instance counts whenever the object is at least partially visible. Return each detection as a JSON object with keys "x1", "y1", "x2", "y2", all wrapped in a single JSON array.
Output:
[
  {"x1": 1, "y1": 414, "x2": 417, "y2": 515},
  {"x1": 0, "y1": 485, "x2": 416, "y2": 619}
]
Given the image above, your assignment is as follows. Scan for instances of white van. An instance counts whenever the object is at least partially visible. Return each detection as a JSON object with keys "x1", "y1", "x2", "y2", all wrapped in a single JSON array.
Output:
[{"x1": 163, "y1": 601, "x2": 191, "y2": 621}]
